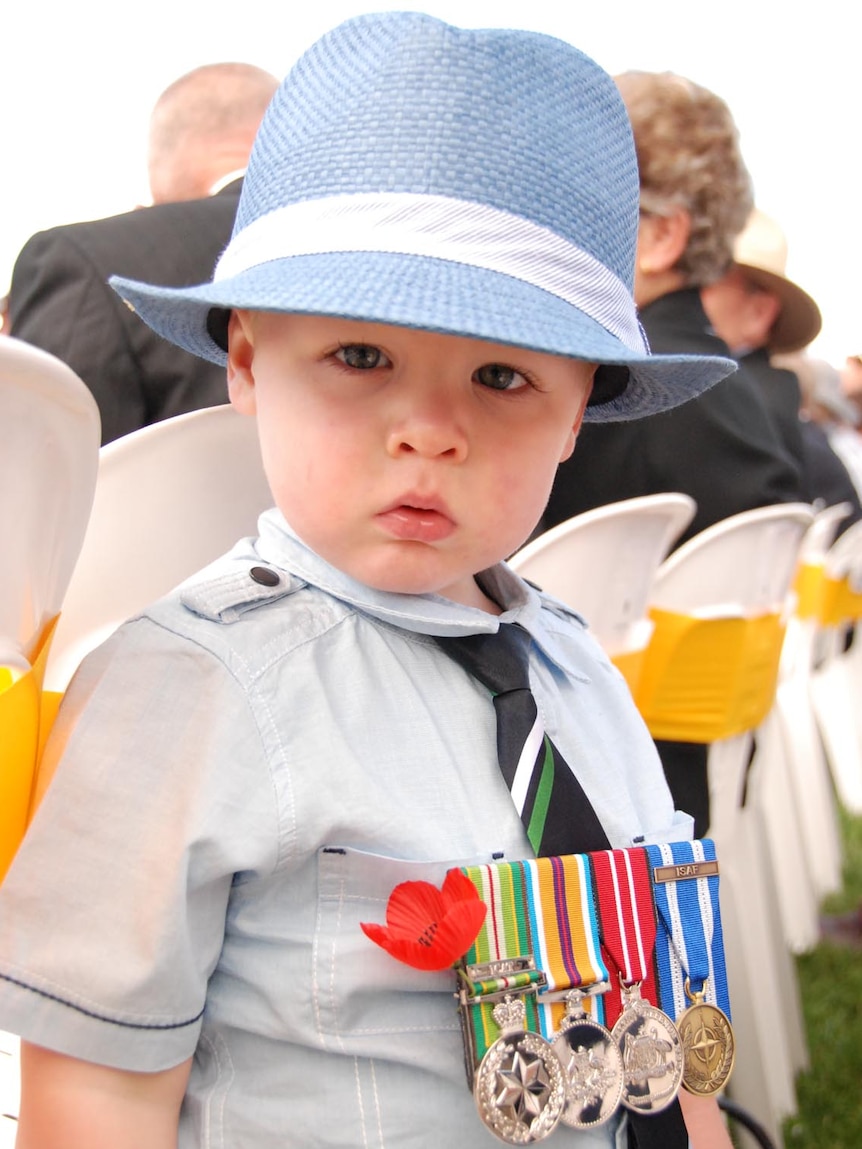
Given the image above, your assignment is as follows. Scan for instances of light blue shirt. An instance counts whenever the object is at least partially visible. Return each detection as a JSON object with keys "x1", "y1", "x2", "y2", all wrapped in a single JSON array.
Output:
[{"x1": 0, "y1": 511, "x2": 689, "y2": 1148}]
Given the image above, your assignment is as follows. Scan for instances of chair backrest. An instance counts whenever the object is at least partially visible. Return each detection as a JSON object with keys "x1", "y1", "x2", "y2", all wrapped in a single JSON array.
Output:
[
  {"x1": 822, "y1": 517, "x2": 862, "y2": 584},
  {"x1": 637, "y1": 503, "x2": 814, "y2": 743},
  {"x1": 46, "y1": 404, "x2": 273, "y2": 690},
  {"x1": 0, "y1": 337, "x2": 100, "y2": 655},
  {"x1": 649, "y1": 503, "x2": 814, "y2": 617},
  {"x1": 807, "y1": 517, "x2": 862, "y2": 634},
  {"x1": 1, "y1": 338, "x2": 100, "y2": 881},
  {"x1": 799, "y1": 502, "x2": 852, "y2": 566},
  {"x1": 791, "y1": 502, "x2": 854, "y2": 631},
  {"x1": 508, "y1": 494, "x2": 696, "y2": 657}
]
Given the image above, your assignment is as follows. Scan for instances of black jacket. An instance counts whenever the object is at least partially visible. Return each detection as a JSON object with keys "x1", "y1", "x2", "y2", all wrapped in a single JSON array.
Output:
[
  {"x1": 8, "y1": 186, "x2": 240, "y2": 444},
  {"x1": 741, "y1": 349, "x2": 862, "y2": 532},
  {"x1": 544, "y1": 289, "x2": 804, "y2": 545}
]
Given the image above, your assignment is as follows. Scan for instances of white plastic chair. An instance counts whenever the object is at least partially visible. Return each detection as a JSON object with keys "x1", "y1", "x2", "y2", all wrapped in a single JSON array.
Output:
[
  {"x1": 773, "y1": 504, "x2": 850, "y2": 902},
  {"x1": 0, "y1": 338, "x2": 100, "y2": 654},
  {"x1": 640, "y1": 503, "x2": 814, "y2": 1145},
  {"x1": 0, "y1": 337, "x2": 100, "y2": 883},
  {"x1": 46, "y1": 404, "x2": 273, "y2": 692},
  {"x1": 809, "y1": 517, "x2": 862, "y2": 813},
  {"x1": 508, "y1": 494, "x2": 695, "y2": 694}
]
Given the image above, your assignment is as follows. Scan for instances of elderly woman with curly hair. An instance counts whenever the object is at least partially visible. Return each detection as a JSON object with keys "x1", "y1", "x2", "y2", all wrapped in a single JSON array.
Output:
[{"x1": 544, "y1": 72, "x2": 803, "y2": 834}]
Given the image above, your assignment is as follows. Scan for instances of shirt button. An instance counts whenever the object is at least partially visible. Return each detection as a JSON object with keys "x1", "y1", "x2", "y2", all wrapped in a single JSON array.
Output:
[{"x1": 249, "y1": 565, "x2": 280, "y2": 587}]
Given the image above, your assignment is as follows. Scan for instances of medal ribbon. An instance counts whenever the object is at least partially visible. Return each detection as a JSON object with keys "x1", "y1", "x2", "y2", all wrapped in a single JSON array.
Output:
[
  {"x1": 645, "y1": 839, "x2": 730, "y2": 1021},
  {"x1": 460, "y1": 855, "x2": 608, "y2": 1062},
  {"x1": 589, "y1": 847, "x2": 659, "y2": 1027}
]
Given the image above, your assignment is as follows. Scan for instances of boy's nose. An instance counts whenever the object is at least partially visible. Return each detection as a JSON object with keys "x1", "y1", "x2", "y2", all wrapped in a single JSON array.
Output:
[{"x1": 385, "y1": 398, "x2": 469, "y2": 462}]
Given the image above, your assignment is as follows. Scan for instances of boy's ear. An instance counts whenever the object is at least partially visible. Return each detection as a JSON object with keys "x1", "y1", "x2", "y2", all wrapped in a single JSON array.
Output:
[
  {"x1": 226, "y1": 310, "x2": 258, "y2": 415},
  {"x1": 558, "y1": 367, "x2": 596, "y2": 463},
  {"x1": 637, "y1": 208, "x2": 691, "y2": 275}
]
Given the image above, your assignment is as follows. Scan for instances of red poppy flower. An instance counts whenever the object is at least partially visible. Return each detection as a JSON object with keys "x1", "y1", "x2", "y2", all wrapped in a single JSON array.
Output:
[{"x1": 360, "y1": 868, "x2": 487, "y2": 971}]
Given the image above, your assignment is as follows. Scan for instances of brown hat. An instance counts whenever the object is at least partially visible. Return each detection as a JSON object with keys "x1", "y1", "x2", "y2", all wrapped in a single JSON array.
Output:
[{"x1": 733, "y1": 210, "x2": 822, "y2": 354}]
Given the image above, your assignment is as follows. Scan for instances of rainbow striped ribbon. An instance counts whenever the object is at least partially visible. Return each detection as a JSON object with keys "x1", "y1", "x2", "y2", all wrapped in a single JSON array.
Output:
[
  {"x1": 458, "y1": 855, "x2": 608, "y2": 1065},
  {"x1": 646, "y1": 839, "x2": 731, "y2": 1021}
]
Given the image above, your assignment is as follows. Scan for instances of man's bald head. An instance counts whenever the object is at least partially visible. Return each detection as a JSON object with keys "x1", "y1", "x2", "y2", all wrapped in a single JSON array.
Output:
[{"x1": 148, "y1": 62, "x2": 279, "y2": 204}]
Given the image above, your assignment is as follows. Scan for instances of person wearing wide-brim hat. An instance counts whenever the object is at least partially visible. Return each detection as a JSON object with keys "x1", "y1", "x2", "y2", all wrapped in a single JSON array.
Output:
[
  {"x1": 703, "y1": 208, "x2": 822, "y2": 359},
  {"x1": 698, "y1": 208, "x2": 821, "y2": 470},
  {"x1": 0, "y1": 14, "x2": 734, "y2": 1149}
]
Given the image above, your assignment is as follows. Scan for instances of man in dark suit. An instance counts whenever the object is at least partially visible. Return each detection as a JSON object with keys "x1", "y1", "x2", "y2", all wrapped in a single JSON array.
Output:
[{"x1": 8, "y1": 63, "x2": 278, "y2": 444}]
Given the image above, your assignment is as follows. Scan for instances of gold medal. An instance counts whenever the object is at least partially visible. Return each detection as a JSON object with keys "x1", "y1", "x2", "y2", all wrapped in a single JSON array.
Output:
[
  {"x1": 473, "y1": 996, "x2": 567, "y2": 1144},
  {"x1": 677, "y1": 979, "x2": 735, "y2": 1097},
  {"x1": 552, "y1": 988, "x2": 624, "y2": 1128},
  {"x1": 611, "y1": 982, "x2": 684, "y2": 1114}
]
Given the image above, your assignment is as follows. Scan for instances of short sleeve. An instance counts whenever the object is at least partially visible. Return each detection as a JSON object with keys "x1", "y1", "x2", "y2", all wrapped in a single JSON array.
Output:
[{"x1": 0, "y1": 616, "x2": 279, "y2": 1071}]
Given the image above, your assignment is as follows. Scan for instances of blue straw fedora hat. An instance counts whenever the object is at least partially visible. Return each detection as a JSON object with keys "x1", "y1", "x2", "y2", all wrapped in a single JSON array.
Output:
[{"x1": 112, "y1": 11, "x2": 735, "y2": 421}]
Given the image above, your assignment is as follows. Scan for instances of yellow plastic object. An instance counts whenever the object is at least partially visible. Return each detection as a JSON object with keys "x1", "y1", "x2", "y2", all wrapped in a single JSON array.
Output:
[
  {"x1": 793, "y1": 562, "x2": 825, "y2": 621},
  {"x1": 817, "y1": 575, "x2": 862, "y2": 626},
  {"x1": 0, "y1": 616, "x2": 60, "y2": 883},
  {"x1": 794, "y1": 562, "x2": 862, "y2": 626},
  {"x1": 634, "y1": 608, "x2": 785, "y2": 743},
  {"x1": 610, "y1": 647, "x2": 647, "y2": 697}
]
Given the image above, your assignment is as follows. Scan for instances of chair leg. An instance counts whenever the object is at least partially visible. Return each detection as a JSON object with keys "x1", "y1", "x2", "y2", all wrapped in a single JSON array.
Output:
[
  {"x1": 708, "y1": 736, "x2": 802, "y2": 1139},
  {"x1": 811, "y1": 652, "x2": 862, "y2": 813},
  {"x1": 749, "y1": 708, "x2": 821, "y2": 953},
  {"x1": 719, "y1": 1095, "x2": 780, "y2": 1149},
  {"x1": 775, "y1": 677, "x2": 843, "y2": 899}
]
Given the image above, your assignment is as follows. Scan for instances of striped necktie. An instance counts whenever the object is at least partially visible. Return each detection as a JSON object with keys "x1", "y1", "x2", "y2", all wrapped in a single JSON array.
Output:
[{"x1": 434, "y1": 623, "x2": 609, "y2": 856}]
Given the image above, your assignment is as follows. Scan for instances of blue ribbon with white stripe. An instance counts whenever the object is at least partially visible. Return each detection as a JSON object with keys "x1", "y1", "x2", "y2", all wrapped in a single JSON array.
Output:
[{"x1": 645, "y1": 839, "x2": 731, "y2": 1021}]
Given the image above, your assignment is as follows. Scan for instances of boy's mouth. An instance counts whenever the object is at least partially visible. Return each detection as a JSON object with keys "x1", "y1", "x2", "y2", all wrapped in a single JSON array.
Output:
[{"x1": 376, "y1": 497, "x2": 456, "y2": 543}]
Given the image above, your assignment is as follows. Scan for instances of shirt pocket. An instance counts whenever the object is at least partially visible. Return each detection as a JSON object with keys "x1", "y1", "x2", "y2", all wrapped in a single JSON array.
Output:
[{"x1": 312, "y1": 846, "x2": 474, "y2": 1061}]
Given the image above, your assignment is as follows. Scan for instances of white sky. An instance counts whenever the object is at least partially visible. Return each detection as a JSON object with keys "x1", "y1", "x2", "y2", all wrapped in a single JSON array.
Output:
[{"x1": 4, "y1": 0, "x2": 858, "y2": 361}]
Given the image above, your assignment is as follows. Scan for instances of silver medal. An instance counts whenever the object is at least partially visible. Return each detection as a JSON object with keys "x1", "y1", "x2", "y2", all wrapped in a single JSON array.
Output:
[
  {"x1": 473, "y1": 996, "x2": 566, "y2": 1144},
  {"x1": 552, "y1": 988, "x2": 624, "y2": 1128},
  {"x1": 611, "y1": 982, "x2": 684, "y2": 1114}
]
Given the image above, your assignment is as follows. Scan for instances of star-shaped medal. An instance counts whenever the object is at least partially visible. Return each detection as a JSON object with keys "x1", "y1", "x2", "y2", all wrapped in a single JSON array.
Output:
[{"x1": 495, "y1": 1048, "x2": 551, "y2": 1123}]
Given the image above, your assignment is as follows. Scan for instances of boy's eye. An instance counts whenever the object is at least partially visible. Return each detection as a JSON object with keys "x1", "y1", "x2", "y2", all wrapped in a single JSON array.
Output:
[
  {"x1": 336, "y1": 344, "x2": 391, "y2": 370},
  {"x1": 473, "y1": 363, "x2": 528, "y2": 391}
]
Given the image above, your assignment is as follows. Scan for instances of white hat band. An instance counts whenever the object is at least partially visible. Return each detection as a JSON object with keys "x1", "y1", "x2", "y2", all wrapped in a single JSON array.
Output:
[{"x1": 215, "y1": 192, "x2": 646, "y2": 352}]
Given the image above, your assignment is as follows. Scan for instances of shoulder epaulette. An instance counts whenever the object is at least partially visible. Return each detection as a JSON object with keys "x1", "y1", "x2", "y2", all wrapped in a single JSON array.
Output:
[{"x1": 180, "y1": 563, "x2": 305, "y2": 623}]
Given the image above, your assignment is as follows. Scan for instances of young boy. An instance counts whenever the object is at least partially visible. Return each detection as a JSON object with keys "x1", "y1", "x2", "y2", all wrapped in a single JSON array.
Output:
[{"x1": 0, "y1": 13, "x2": 735, "y2": 1148}]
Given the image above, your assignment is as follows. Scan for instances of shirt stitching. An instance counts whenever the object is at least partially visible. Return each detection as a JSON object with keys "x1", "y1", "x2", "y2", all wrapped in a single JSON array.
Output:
[
  {"x1": 370, "y1": 1058, "x2": 385, "y2": 1149},
  {"x1": 353, "y1": 1057, "x2": 370, "y2": 1149},
  {"x1": 0, "y1": 971, "x2": 202, "y2": 1031}
]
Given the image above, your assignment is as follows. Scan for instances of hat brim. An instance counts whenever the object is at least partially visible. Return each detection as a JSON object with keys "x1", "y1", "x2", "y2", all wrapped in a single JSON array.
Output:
[
  {"x1": 112, "y1": 251, "x2": 735, "y2": 422},
  {"x1": 735, "y1": 263, "x2": 822, "y2": 355}
]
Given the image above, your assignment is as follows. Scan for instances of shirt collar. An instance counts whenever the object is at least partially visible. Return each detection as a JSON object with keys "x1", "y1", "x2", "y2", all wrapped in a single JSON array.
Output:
[
  {"x1": 208, "y1": 169, "x2": 246, "y2": 196},
  {"x1": 253, "y1": 510, "x2": 587, "y2": 679}
]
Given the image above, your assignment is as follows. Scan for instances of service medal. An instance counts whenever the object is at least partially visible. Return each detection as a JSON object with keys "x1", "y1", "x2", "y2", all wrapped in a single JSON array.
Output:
[
  {"x1": 646, "y1": 842, "x2": 736, "y2": 1098},
  {"x1": 552, "y1": 988, "x2": 624, "y2": 1128},
  {"x1": 611, "y1": 982, "x2": 683, "y2": 1114},
  {"x1": 473, "y1": 996, "x2": 566, "y2": 1144},
  {"x1": 677, "y1": 981, "x2": 735, "y2": 1096}
]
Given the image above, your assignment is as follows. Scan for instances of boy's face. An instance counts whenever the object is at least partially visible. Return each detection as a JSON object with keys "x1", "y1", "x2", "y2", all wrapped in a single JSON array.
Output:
[{"x1": 227, "y1": 312, "x2": 594, "y2": 611}]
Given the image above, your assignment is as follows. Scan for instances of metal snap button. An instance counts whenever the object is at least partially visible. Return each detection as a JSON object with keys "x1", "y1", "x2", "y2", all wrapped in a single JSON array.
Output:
[{"x1": 249, "y1": 565, "x2": 280, "y2": 587}]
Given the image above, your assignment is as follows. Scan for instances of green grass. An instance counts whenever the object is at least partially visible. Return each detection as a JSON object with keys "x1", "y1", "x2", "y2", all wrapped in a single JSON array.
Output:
[{"x1": 782, "y1": 808, "x2": 862, "y2": 1148}]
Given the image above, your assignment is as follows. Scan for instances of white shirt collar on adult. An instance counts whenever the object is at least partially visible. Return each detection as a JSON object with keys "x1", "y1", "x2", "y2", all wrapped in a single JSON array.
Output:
[{"x1": 208, "y1": 169, "x2": 246, "y2": 196}]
